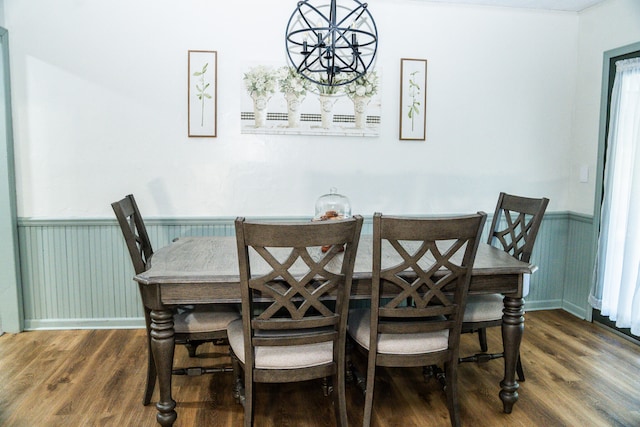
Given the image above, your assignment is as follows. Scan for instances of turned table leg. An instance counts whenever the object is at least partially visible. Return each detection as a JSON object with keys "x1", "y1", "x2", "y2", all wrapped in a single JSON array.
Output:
[
  {"x1": 499, "y1": 295, "x2": 524, "y2": 414},
  {"x1": 150, "y1": 309, "x2": 177, "y2": 426}
]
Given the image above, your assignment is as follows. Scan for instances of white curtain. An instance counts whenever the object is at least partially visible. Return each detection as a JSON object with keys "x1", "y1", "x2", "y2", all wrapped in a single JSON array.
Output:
[{"x1": 591, "y1": 57, "x2": 640, "y2": 336}]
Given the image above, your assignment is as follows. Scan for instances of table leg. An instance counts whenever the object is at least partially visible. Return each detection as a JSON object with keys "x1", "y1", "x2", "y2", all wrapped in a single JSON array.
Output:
[
  {"x1": 150, "y1": 309, "x2": 177, "y2": 426},
  {"x1": 499, "y1": 295, "x2": 524, "y2": 413}
]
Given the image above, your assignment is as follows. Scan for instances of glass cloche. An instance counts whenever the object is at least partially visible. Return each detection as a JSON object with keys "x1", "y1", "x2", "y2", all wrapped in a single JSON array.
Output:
[{"x1": 314, "y1": 187, "x2": 351, "y2": 221}]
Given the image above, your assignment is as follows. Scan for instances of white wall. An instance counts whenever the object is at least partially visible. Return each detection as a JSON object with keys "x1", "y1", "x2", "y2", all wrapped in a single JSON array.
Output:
[
  {"x1": 569, "y1": 0, "x2": 640, "y2": 215},
  {"x1": 5, "y1": 0, "x2": 582, "y2": 218}
]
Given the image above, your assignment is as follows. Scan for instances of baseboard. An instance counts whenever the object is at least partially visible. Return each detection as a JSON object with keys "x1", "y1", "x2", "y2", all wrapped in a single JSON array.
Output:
[
  {"x1": 562, "y1": 301, "x2": 587, "y2": 319},
  {"x1": 524, "y1": 299, "x2": 562, "y2": 311},
  {"x1": 24, "y1": 317, "x2": 145, "y2": 331}
]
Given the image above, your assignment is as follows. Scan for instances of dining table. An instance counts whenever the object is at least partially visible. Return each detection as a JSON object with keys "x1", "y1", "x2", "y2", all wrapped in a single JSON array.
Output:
[{"x1": 134, "y1": 234, "x2": 536, "y2": 426}]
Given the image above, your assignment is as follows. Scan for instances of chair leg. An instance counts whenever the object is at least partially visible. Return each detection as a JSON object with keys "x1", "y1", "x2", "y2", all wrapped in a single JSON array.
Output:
[
  {"x1": 141, "y1": 307, "x2": 157, "y2": 406},
  {"x1": 243, "y1": 367, "x2": 254, "y2": 427},
  {"x1": 229, "y1": 347, "x2": 253, "y2": 427},
  {"x1": 230, "y1": 349, "x2": 245, "y2": 405},
  {"x1": 184, "y1": 340, "x2": 205, "y2": 358},
  {"x1": 346, "y1": 338, "x2": 367, "y2": 394},
  {"x1": 334, "y1": 368, "x2": 348, "y2": 427},
  {"x1": 322, "y1": 376, "x2": 334, "y2": 397},
  {"x1": 444, "y1": 361, "x2": 461, "y2": 427},
  {"x1": 516, "y1": 352, "x2": 525, "y2": 382},
  {"x1": 143, "y1": 338, "x2": 157, "y2": 406},
  {"x1": 362, "y1": 352, "x2": 377, "y2": 427},
  {"x1": 478, "y1": 328, "x2": 488, "y2": 352},
  {"x1": 345, "y1": 338, "x2": 354, "y2": 384},
  {"x1": 423, "y1": 364, "x2": 439, "y2": 383}
]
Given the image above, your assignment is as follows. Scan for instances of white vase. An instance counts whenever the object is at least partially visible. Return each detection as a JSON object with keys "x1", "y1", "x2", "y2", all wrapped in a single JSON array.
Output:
[
  {"x1": 285, "y1": 93, "x2": 305, "y2": 128},
  {"x1": 252, "y1": 94, "x2": 270, "y2": 127},
  {"x1": 352, "y1": 95, "x2": 371, "y2": 129},
  {"x1": 318, "y1": 94, "x2": 338, "y2": 129}
]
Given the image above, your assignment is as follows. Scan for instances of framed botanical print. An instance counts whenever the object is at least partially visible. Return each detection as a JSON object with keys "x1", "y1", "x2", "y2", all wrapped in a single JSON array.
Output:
[
  {"x1": 399, "y1": 58, "x2": 427, "y2": 141},
  {"x1": 188, "y1": 50, "x2": 217, "y2": 137}
]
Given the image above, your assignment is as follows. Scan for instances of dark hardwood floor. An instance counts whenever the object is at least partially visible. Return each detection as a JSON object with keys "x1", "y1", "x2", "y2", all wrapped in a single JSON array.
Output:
[{"x1": 1, "y1": 310, "x2": 639, "y2": 426}]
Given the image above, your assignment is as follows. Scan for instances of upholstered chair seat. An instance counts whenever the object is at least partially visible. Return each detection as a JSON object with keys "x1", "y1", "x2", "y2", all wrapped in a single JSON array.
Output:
[
  {"x1": 461, "y1": 294, "x2": 504, "y2": 323},
  {"x1": 348, "y1": 308, "x2": 449, "y2": 354},
  {"x1": 227, "y1": 319, "x2": 334, "y2": 369},
  {"x1": 175, "y1": 305, "x2": 241, "y2": 334}
]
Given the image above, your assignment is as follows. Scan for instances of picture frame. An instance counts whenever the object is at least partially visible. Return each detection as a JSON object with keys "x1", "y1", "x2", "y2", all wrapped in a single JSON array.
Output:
[
  {"x1": 188, "y1": 50, "x2": 217, "y2": 137},
  {"x1": 399, "y1": 58, "x2": 427, "y2": 141}
]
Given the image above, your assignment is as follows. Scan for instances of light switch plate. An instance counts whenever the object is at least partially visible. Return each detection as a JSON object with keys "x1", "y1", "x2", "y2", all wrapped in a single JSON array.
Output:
[{"x1": 579, "y1": 165, "x2": 589, "y2": 183}]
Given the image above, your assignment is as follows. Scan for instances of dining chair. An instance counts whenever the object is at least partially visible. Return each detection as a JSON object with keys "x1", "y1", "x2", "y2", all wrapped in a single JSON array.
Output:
[
  {"x1": 111, "y1": 194, "x2": 240, "y2": 405},
  {"x1": 228, "y1": 215, "x2": 363, "y2": 427},
  {"x1": 348, "y1": 212, "x2": 486, "y2": 427},
  {"x1": 459, "y1": 192, "x2": 549, "y2": 381}
]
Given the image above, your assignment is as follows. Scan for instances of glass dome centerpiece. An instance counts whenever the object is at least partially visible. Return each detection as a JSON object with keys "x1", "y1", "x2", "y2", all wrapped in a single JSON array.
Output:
[
  {"x1": 314, "y1": 187, "x2": 351, "y2": 221},
  {"x1": 314, "y1": 188, "x2": 351, "y2": 252}
]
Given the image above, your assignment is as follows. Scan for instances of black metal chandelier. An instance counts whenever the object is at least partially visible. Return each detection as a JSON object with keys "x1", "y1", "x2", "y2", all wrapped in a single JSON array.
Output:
[{"x1": 285, "y1": 0, "x2": 378, "y2": 87}]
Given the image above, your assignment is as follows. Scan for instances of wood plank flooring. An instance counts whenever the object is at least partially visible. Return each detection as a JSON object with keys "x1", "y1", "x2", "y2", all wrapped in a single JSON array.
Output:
[{"x1": 1, "y1": 310, "x2": 639, "y2": 426}]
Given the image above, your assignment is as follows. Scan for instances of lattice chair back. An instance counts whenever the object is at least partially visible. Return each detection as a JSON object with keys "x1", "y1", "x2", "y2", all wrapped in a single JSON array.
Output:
[
  {"x1": 371, "y1": 212, "x2": 486, "y2": 350},
  {"x1": 234, "y1": 216, "x2": 363, "y2": 368},
  {"x1": 111, "y1": 194, "x2": 153, "y2": 275},
  {"x1": 488, "y1": 192, "x2": 549, "y2": 263}
]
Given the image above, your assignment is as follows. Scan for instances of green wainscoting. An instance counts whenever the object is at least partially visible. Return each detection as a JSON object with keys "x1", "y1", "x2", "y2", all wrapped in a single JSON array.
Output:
[
  {"x1": 562, "y1": 213, "x2": 596, "y2": 319},
  {"x1": 17, "y1": 212, "x2": 594, "y2": 330}
]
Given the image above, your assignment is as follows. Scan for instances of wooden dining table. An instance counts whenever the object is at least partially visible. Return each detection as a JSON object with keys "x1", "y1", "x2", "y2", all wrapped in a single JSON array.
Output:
[{"x1": 134, "y1": 234, "x2": 536, "y2": 426}]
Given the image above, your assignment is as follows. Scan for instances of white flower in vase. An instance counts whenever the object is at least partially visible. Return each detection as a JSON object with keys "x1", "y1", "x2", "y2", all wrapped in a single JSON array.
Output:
[
  {"x1": 314, "y1": 75, "x2": 346, "y2": 129},
  {"x1": 277, "y1": 67, "x2": 310, "y2": 98},
  {"x1": 278, "y1": 67, "x2": 311, "y2": 127},
  {"x1": 243, "y1": 65, "x2": 277, "y2": 127},
  {"x1": 243, "y1": 65, "x2": 277, "y2": 99},
  {"x1": 345, "y1": 70, "x2": 378, "y2": 99},
  {"x1": 345, "y1": 71, "x2": 378, "y2": 128}
]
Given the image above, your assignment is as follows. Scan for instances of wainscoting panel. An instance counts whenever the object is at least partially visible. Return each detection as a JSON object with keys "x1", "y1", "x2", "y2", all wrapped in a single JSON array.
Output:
[
  {"x1": 17, "y1": 213, "x2": 592, "y2": 329},
  {"x1": 523, "y1": 213, "x2": 568, "y2": 311},
  {"x1": 562, "y1": 213, "x2": 596, "y2": 319},
  {"x1": 18, "y1": 218, "x2": 241, "y2": 329}
]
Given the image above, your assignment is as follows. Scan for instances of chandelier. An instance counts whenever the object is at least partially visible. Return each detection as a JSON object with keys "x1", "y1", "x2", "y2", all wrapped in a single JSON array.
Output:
[{"x1": 285, "y1": 0, "x2": 378, "y2": 87}]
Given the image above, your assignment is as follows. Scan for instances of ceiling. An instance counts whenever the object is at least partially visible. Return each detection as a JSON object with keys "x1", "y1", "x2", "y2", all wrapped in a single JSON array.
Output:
[{"x1": 418, "y1": 0, "x2": 607, "y2": 12}]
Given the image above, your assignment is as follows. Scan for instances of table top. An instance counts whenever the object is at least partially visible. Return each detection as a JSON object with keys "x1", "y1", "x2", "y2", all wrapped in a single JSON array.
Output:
[{"x1": 135, "y1": 235, "x2": 535, "y2": 302}]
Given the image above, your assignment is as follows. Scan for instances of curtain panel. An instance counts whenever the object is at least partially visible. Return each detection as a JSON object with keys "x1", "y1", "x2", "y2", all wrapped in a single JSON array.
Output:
[{"x1": 591, "y1": 58, "x2": 640, "y2": 336}]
